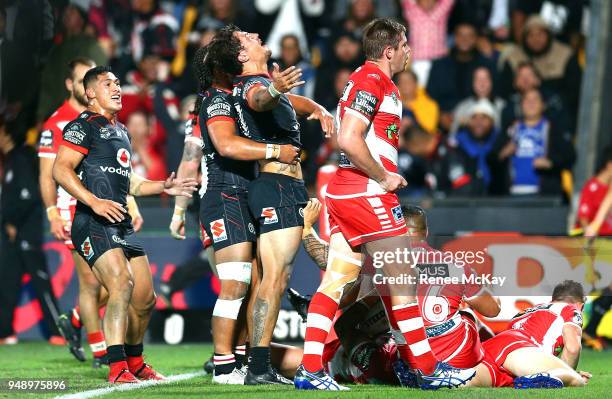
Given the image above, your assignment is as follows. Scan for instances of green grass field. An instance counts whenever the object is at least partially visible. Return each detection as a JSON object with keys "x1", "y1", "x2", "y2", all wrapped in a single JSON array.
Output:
[{"x1": 0, "y1": 342, "x2": 609, "y2": 398}]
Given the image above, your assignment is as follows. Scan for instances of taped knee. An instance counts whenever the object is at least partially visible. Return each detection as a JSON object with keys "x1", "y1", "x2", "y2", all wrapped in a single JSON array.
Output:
[
  {"x1": 212, "y1": 297, "x2": 244, "y2": 320},
  {"x1": 216, "y1": 262, "x2": 252, "y2": 284}
]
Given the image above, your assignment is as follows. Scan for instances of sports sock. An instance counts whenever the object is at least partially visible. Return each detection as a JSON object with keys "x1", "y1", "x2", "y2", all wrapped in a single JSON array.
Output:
[
  {"x1": 107, "y1": 344, "x2": 128, "y2": 377},
  {"x1": 214, "y1": 353, "x2": 236, "y2": 375},
  {"x1": 302, "y1": 292, "x2": 338, "y2": 372},
  {"x1": 234, "y1": 344, "x2": 247, "y2": 366},
  {"x1": 392, "y1": 302, "x2": 437, "y2": 375},
  {"x1": 248, "y1": 346, "x2": 270, "y2": 375},
  {"x1": 125, "y1": 343, "x2": 144, "y2": 374},
  {"x1": 70, "y1": 306, "x2": 82, "y2": 329},
  {"x1": 87, "y1": 331, "x2": 107, "y2": 358}
]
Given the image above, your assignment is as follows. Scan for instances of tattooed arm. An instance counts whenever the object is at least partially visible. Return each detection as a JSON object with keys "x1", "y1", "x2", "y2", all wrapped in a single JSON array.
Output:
[{"x1": 301, "y1": 199, "x2": 329, "y2": 270}]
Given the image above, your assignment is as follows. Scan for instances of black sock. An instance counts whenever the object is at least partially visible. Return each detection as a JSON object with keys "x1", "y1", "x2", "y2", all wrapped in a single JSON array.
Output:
[
  {"x1": 107, "y1": 344, "x2": 126, "y2": 364},
  {"x1": 234, "y1": 344, "x2": 247, "y2": 366},
  {"x1": 125, "y1": 343, "x2": 143, "y2": 357},
  {"x1": 214, "y1": 353, "x2": 236, "y2": 375},
  {"x1": 248, "y1": 346, "x2": 270, "y2": 375}
]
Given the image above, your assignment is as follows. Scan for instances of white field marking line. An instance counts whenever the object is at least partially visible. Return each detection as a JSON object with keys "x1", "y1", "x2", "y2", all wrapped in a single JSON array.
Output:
[{"x1": 53, "y1": 370, "x2": 207, "y2": 399}]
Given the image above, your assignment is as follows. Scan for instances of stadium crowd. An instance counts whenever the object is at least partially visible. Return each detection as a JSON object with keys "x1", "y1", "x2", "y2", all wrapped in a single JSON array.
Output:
[{"x1": 1, "y1": 0, "x2": 589, "y2": 199}]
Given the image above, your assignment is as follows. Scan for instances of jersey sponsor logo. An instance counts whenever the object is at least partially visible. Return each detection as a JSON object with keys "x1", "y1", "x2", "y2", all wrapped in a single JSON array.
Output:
[
  {"x1": 391, "y1": 205, "x2": 403, "y2": 222},
  {"x1": 206, "y1": 99, "x2": 232, "y2": 118},
  {"x1": 261, "y1": 207, "x2": 278, "y2": 224},
  {"x1": 385, "y1": 123, "x2": 398, "y2": 140},
  {"x1": 298, "y1": 207, "x2": 305, "y2": 218},
  {"x1": 210, "y1": 219, "x2": 228, "y2": 243},
  {"x1": 100, "y1": 165, "x2": 131, "y2": 177},
  {"x1": 81, "y1": 237, "x2": 94, "y2": 260},
  {"x1": 116, "y1": 148, "x2": 131, "y2": 167},
  {"x1": 100, "y1": 127, "x2": 113, "y2": 139},
  {"x1": 248, "y1": 223, "x2": 255, "y2": 234},
  {"x1": 39, "y1": 129, "x2": 54, "y2": 148},
  {"x1": 112, "y1": 235, "x2": 127, "y2": 246},
  {"x1": 350, "y1": 90, "x2": 378, "y2": 117},
  {"x1": 390, "y1": 92, "x2": 399, "y2": 106},
  {"x1": 64, "y1": 124, "x2": 86, "y2": 145},
  {"x1": 572, "y1": 310, "x2": 583, "y2": 326},
  {"x1": 367, "y1": 73, "x2": 381, "y2": 80}
]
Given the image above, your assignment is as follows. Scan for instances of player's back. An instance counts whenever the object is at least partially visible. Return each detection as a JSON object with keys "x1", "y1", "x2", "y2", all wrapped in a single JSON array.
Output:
[
  {"x1": 329, "y1": 62, "x2": 402, "y2": 196},
  {"x1": 509, "y1": 301, "x2": 583, "y2": 355}
]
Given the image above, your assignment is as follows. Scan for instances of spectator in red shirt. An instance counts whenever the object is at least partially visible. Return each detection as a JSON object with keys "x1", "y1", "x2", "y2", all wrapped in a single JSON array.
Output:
[{"x1": 576, "y1": 146, "x2": 612, "y2": 236}]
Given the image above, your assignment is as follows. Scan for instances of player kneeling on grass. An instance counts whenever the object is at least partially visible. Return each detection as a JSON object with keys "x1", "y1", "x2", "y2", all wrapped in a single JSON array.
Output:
[
  {"x1": 53, "y1": 66, "x2": 198, "y2": 384},
  {"x1": 463, "y1": 280, "x2": 591, "y2": 389}
]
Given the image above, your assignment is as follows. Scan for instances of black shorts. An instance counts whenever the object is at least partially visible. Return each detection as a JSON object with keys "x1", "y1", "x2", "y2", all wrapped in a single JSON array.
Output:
[
  {"x1": 200, "y1": 188, "x2": 257, "y2": 251},
  {"x1": 71, "y1": 212, "x2": 146, "y2": 267},
  {"x1": 248, "y1": 172, "x2": 308, "y2": 235}
]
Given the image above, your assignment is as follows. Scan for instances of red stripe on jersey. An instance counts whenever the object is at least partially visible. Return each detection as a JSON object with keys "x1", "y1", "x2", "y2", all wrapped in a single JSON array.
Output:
[
  {"x1": 206, "y1": 116, "x2": 235, "y2": 126},
  {"x1": 61, "y1": 139, "x2": 89, "y2": 155},
  {"x1": 380, "y1": 157, "x2": 397, "y2": 174}
]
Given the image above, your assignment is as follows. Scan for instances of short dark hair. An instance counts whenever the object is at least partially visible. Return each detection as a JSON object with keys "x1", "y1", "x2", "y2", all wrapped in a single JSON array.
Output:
[
  {"x1": 67, "y1": 57, "x2": 96, "y2": 80},
  {"x1": 402, "y1": 205, "x2": 427, "y2": 236},
  {"x1": 83, "y1": 66, "x2": 113, "y2": 89},
  {"x1": 595, "y1": 145, "x2": 612, "y2": 173},
  {"x1": 516, "y1": 61, "x2": 542, "y2": 81},
  {"x1": 552, "y1": 280, "x2": 585, "y2": 303},
  {"x1": 362, "y1": 18, "x2": 406, "y2": 60},
  {"x1": 403, "y1": 124, "x2": 431, "y2": 143}
]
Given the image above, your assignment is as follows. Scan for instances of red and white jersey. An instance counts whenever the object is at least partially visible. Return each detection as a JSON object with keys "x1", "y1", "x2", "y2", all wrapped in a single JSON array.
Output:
[
  {"x1": 329, "y1": 62, "x2": 402, "y2": 197},
  {"x1": 38, "y1": 100, "x2": 80, "y2": 209},
  {"x1": 509, "y1": 302, "x2": 583, "y2": 355}
]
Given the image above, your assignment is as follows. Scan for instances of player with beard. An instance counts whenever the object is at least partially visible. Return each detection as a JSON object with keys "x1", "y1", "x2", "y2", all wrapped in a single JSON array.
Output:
[
  {"x1": 39, "y1": 58, "x2": 144, "y2": 367},
  {"x1": 212, "y1": 26, "x2": 334, "y2": 385},
  {"x1": 53, "y1": 66, "x2": 197, "y2": 383},
  {"x1": 170, "y1": 42, "x2": 300, "y2": 384}
]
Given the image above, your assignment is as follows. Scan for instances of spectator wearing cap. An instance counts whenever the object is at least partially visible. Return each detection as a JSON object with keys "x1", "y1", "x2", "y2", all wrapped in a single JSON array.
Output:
[
  {"x1": 36, "y1": 3, "x2": 108, "y2": 122},
  {"x1": 498, "y1": 15, "x2": 581, "y2": 119},
  {"x1": 453, "y1": 99, "x2": 500, "y2": 195},
  {"x1": 395, "y1": 69, "x2": 439, "y2": 134},
  {"x1": 426, "y1": 22, "x2": 496, "y2": 132},
  {"x1": 451, "y1": 66, "x2": 505, "y2": 135},
  {"x1": 491, "y1": 88, "x2": 575, "y2": 197}
]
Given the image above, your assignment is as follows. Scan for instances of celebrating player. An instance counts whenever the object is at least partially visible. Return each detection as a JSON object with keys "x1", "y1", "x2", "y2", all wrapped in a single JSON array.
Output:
[
  {"x1": 53, "y1": 66, "x2": 197, "y2": 383},
  {"x1": 170, "y1": 41, "x2": 300, "y2": 384},
  {"x1": 296, "y1": 18, "x2": 476, "y2": 390},
  {"x1": 212, "y1": 26, "x2": 334, "y2": 385},
  {"x1": 464, "y1": 280, "x2": 589, "y2": 388}
]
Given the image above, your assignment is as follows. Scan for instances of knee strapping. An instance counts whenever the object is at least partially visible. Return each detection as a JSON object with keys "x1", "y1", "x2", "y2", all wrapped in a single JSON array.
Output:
[
  {"x1": 216, "y1": 262, "x2": 252, "y2": 284},
  {"x1": 212, "y1": 297, "x2": 244, "y2": 320}
]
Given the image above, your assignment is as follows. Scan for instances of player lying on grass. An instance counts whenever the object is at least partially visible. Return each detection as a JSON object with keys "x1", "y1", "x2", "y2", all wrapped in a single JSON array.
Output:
[
  {"x1": 284, "y1": 201, "x2": 500, "y2": 386},
  {"x1": 459, "y1": 279, "x2": 591, "y2": 389}
]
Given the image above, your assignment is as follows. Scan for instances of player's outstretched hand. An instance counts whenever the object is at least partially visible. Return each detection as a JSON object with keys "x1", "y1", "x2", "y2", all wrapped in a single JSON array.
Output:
[
  {"x1": 278, "y1": 144, "x2": 301, "y2": 165},
  {"x1": 303, "y1": 198, "x2": 322, "y2": 228},
  {"x1": 579, "y1": 371, "x2": 592, "y2": 384},
  {"x1": 163, "y1": 172, "x2": 198, "y2": 197},
  {"x1": 169, "y1": 218, "x2": 186, "y2": 240},
  {"x1": 271, "y1": 63, "x2": 305, "y2": 93},
  {"x1": 91, "y1": 198, "x2": 126, "y2": 223},
  {"x1": 378, "y1": 171, "x2": 407, "y2": 193},
  {"x1": 307, "y1": 106, "x2": 335, "y2": 138}
]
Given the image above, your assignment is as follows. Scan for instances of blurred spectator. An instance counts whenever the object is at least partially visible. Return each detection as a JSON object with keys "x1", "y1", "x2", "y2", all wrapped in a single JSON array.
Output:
[
  {"x1": 395, "y1": 70, "x2": 439, "y2": 134},
  {"x1": 426, "y1": 22, "x2": 496, "y2": 132},
  {"x1": 500, "y1": 61, "x2": 567, "y2": 133},
  {"x1": 272, "y1": 34, "x2": 316, "y2": 99},
  {"x1": 575, "y1": 145, "x2": 612, "y2": 236},
  {"x1": 448, "y1": 0, "x2": 510, "y2": 42},
  {"x1": 491, "y1": 89, "x2": 575, "y2": 197},
  {"x1": 340, "y1": 0, "x2": 377, "y2": 37},
  {"x1": 451, "y1": 66, "x2": 504, "y2": 134},
  {"x1": 402, "y1": 0, "x2": 454, "y2": 61},
  {"x1": 317, "y1": 67, "x2": 351, "y2": 114},
  {"x1": 36, "y1": 3, "x2": 108, "y2": 122},
  {"x1": 256, "y1": 0, "x2": 325, "y2": 58},
  {"x1": 498, "y1": 16, "x2": 581, "y2": 119},
  {"x1": 453, "y1": 99, "x2": 500, "y2": 195},
  {"x1": 126, "y1": 111, "x2": 155, "y2": 179},
  {"x1": 332, "y1": 0, "x2": 398, "y2": 21},
  {"x1": 0, "y1": 121, "x2": 63, "y2": 344},
  {"x1": 195, "y1": 0, "x2": 253, "y2": 32},
  {"x1": 510, "y1": 0, "x2": 585, "y2": 48}
]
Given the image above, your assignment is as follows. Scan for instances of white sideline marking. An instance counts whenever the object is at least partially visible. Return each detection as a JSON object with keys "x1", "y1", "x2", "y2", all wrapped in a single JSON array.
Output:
[{"x1": 53, "y1": 371, "x2": 207, "y2": 399}]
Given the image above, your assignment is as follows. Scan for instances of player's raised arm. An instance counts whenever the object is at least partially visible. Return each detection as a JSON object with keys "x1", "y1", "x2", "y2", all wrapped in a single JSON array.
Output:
[
  {"x1": 286, "y1": 93, "x2": 335, "y2": 137},
  {"x1": 129, "y1": 172, "x2": 198, "y2": 197},
  {"x1": 54, "y1": 145, "x2": 127, "y2": 224},
  {"x1": 245, "y1": 63, "x2": 304, "y2": 112}
]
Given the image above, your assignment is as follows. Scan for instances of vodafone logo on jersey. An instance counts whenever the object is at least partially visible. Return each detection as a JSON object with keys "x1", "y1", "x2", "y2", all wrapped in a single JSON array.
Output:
[{"x1": 116, "y1": 148, "x2": 131, "y2": 168}]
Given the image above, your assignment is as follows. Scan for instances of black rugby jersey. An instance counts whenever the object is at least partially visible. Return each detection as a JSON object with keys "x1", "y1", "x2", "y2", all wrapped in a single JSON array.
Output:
[
  {"x1": 61, "y1": 111, "x2": 132, "y2": 225},
  {"x1": 189, "y1": 87, "x2": 255, "y2": 191},
  {"x1": 232, "y1": 74, "x2": 301, "y2": 148}
]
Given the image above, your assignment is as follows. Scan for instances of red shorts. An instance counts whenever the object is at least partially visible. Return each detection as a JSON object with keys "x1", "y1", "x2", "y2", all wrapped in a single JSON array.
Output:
[
  {"x1": 481, "y1": 330, "x2": 538, "y2": 387},
  {"x1": 429, "y1": 316, "x2": 484, "y2": 368},
  {"x1": 199, "y1": 223, "x2": 212, "y2": 249},
  {"x1": 326, "y1": 193, "x2": 407, "y2": 247},
  {"x1": 58, "y1": 203, "x2": 76, "y2": 250}
]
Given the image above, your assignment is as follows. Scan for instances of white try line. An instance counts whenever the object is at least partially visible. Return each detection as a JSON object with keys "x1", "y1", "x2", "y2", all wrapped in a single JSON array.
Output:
[{"x1": 53, "y1": 370, "x2": 207, "y2": 399}]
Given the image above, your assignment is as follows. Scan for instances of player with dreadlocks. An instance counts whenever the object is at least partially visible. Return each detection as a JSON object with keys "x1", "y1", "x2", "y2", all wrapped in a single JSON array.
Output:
[{"x1": 169, "y1": 41, "x2": 300, "y2": 384}]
